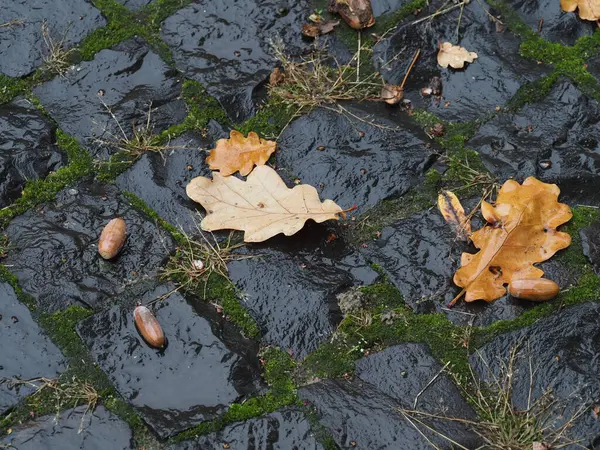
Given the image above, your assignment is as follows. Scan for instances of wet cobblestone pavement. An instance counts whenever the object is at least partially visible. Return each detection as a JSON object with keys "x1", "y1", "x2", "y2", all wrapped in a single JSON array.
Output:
[{"x1": 1, "y1": 0, "x2": 600, "y2": 449}]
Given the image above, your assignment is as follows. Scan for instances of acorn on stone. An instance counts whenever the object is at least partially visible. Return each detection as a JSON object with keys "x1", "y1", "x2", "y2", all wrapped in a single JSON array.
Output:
[
  {"x1": 134, "y1": 305, "x2": 166, "y2": 349},
  {"x1": 98, "y1": 218, "x2": 127, "y2": 260},
  {"x1": 508, "y1": 278, "x2": 560, "y2": 302}
]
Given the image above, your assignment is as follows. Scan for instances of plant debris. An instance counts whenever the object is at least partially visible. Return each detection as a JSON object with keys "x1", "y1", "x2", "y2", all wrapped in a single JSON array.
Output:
[
  {"x1": 206, "y1": 130, "x2": 277, "y2": 177},
  {"x1": 450, "y1": 177, "x2": 572, "y2": 305},
  {"x1": 301, "y1": 20, "x2": 339, "y2": 37},
  {"x1": 186, "y1": 165, "x2": 345, "y2": 242},
  {"x1": 437, "y1": 42, "x2": 478, "y2": 69},
  {"x1": 328, "y1": 0, "x2": 375, "y2": 29},
  {"x1": 438, "y1": 190, "x2": 471, "y2": 242}
]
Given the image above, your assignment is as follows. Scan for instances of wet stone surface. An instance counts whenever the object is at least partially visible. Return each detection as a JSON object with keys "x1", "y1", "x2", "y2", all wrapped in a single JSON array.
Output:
[
  {"x1": 0, "y1": 97, "x2": 66, "y2": 208},
  {"x1": 504, "y1": 0, "x2": 596, "y2": 45},
  {"x1": 355, "y1": 343, "x2": 477, "y2": 419},
  {"x1": 471, "y1": 301, "x2": 600, "y2": 449},
  {"x1": 581, "y1": 220, "x2": 600, "y2": 275},
  {"x1": 0, "y1": 405, "x2": 134, "y2": 449},
  {"x1": 116, "y1": 127, "x2": 226, "y2": 235},
  {"x1": 228, "y1": 225, "x2": 379, "y2": 358},
  {"x1": 33, "y1": 38, "x2": 186, "y2": 159},
  {"x1": 0, "y1": 0, "x2": 106, "y2": 77},
  {"x1": 4, "y1": 179, "x2": 174, "y2": 313},
  {"x1": 372, "y1": 0, "x2": 549, "y2": 121},
  {"x1": 359, "y1": 207, "x2": 576, "y2": 324},
  {"x1": 77, "y1": 281, "x2": 262, "y2": 438},
  {"x1": 160, "y1": 0, "x2": 309, "y2": 122},
  {"x1": 300, "y1": 377, "x2": 481, "y2": 449},
  {"x1": 168, "y1": 408, "x2": 323, "y2": 450},
  {"x1": 277, "y1": 104, "x2": 437, "y2": 210},
  {"x1": 468, "y1": 80, "x2": 600, "y2": 202},
  {"x1": 0, "y1": 282, "x2": 65, "y2": 414}
]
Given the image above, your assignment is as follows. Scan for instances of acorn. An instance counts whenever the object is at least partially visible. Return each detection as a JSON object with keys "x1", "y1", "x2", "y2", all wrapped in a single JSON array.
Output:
[
  {"x1": 381, "y1": 83, "x2": 403, "y2": 105},
  {"x1": 134, "y1": 305, "x2": 166, "y2": 349},
  {"x1": 98, "y1": 218, "x2": 127, "y2": 260},
  {"x1": 508, "y1": 278, "x2": 559, "y2": 302}
]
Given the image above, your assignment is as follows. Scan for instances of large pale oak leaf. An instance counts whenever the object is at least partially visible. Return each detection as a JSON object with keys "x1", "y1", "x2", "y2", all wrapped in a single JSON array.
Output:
[{"x1": 186, "y1": 165, "x2": 343, "y2": 242}]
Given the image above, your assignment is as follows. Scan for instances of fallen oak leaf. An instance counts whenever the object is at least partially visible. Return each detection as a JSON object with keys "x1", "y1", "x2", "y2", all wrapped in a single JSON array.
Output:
[
  {"x1": 437, "y1": 42, "x2": 478, "y2": 69},
  {"x1": 438, "y1": 190, "x2": 471, "y2": 241},
  {"x1": 302, "y1": 20, "x2": 340, "y2": 37},
  {"x1": 206, "y1": 130, "x2": 276, "y2": 177},
  {"x1": 186, "y1": 165, "x2": 344, "y2": 242},
  {"x1": 450, "y1": 177, "x2": 572, "y2": 305},
  {"x1": 560, "y1": 0, "x2": 600, "y2": 21}
]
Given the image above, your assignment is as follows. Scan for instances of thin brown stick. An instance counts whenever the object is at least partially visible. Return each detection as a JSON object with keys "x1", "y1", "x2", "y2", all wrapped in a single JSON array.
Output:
[{"x1": 399, "y1": 49, "x2": 421, "y2": 90}]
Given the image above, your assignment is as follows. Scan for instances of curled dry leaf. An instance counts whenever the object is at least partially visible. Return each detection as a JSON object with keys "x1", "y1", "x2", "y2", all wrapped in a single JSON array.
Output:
[
  {"x1": 206, "y1": 130, "x2": 276, "y2": 177},
  {"x1": 560, "y1": 0, "x2": 600, "y2": 21},
  {"x1": 269, "y1": 67, "x2": 285, "y2": 86},
  {"x1": 437, "y1": 42, "x2": 478, "y2": 69},
  {"x1": 186, "y1": 165, "x2": 344, "y2": 242},
  {"x1": 381, "y1": 83, "x2": 403, "y2": 105},
  {"x1": 333, "y1": 0, "x2": 375, "y2": 29},
  {"x1": 437, "y1": 190, "x2": 471, "y2": 241},
  {"x1": 452, "y1": 177, "x2": 572, "y2": 304},
  {"x1": 302, "y1": 20, "x2": 340, "y2": 37}
]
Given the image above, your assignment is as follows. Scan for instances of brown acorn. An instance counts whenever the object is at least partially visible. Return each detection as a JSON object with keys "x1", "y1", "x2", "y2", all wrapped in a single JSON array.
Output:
[
  {"x1": 134, "y1": 305, "x2": 166, "y2": 349},
  {"x1": 98, "y1": 218, "x2": 126, "y2": 260},
  {"x1": 508, "y1": 278, "x2": 559, "y2": 302}
]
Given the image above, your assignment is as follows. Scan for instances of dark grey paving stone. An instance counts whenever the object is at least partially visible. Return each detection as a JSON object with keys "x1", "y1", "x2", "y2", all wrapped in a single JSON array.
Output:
[
  {"x1": 4, "y1": 179, "x2": 175, "y2": 313},
  {"x1": 581, "y1": 221, "x2": 600, "y2": 275},
  {"x1": 299, "y1": 378, "x2": 481, "y2": 449},
  {"x1": 77, "y1": 281, "x2": 262, "y2": 439},
  {"x1": 228, "y1": 226, "x2": 379, "y2": 358},
  {"x1": 468, "y1": 81, "x2": 600, "y2": 204},
  {"x1": 373, "y1": 0, "x2": 549, "y2": 121},
  {"x1": 277, "y1": 104, "x2": 437, "y2": 211},
  {"x1": 160, "y1": 0, "x2": 309, "y2": 122},
  {"x1": 116, "y1": 0, "x2": 153, "y2": 11},
  {"x1": 0, "y1": 97, "x2": 66, "y2": 208},
  {"x1": 0, "y1": 282, "x2": 65, "y2": 414},
  {"x1": 33, "y1": 38, "x2": 186, "y2": 159},
  {"x1": 504, "y1": 0, "x2": 595, "y2": 45},
  {"x1": 168, "y1": 408, "x2": 324, "y2": 450},
  {"x1": 0, "y1": 405, "x2": 134, "y2": 449},
  {"x1": 116, "y1": 128, "x2": 226, "y2": 235},
  {"x1": 371, "y1": 0, "x2": 409, "y2": 17},
  {"x1": 355, "y1": 343, "x2": 477, "y2": 419},
  {"x1": 0, "y1": 0, "x2": 106, "y2": 77},
  {"x1": 471, "y1": 301, "x2": 600, "y2": 449},
  {"x1": 359, "y1": 207, "x2": 576, "y2": 325}
]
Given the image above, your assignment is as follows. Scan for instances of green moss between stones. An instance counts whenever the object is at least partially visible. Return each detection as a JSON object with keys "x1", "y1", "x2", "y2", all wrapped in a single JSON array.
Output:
[
  {"x1": 0, "y1": 75, "x2": 30, "y2": 105},
  {"x1": 0, "y1": 130, "x2": 93, "y2": 228},
  {"x1": 141, "y1": 0, "x2": 194, "y2": 29},
  {"x1": 170, "y1": 347, "x2": 298, "y2": 443},
  {"x1": 302, "y1": 281, "x2": 472, "y2": 381},
  {"x1": 235, "y1": 100, "x2": 296, "y2": 140},
  {"x1": 505, "y1": 73, "x2": 559, "y2": 111}
]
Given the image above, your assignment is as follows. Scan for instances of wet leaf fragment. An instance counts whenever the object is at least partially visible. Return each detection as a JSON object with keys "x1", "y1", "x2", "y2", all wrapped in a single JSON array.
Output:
[
  {"x1": 302, "y1": 20, "x2": 340, "y2": 37},
  {"x1": 206, "y1": 130, "x2": 277, "y2": 177},
  {"x1": 438, "y1": 190, "x2": 471, "y2": 241},
  {"x1": 452, "y1": 177, "x2": 572, "y2": 304},
  {"x1": 186, "y1": 165, "x2": 344, "y2": 242},
  {"x1": 560, "y1": 0, "x2": 600, "y2": 21},
  {"x1": 331, "y1": 0, "x2": 375, "y2": 29},
  {"x1": 437, "y1": 42, "x2": 478, "y2": 69}
]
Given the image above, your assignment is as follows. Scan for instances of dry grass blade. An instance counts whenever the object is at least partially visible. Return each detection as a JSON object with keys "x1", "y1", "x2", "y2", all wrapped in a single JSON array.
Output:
[
  {"x1": 400, "y1": 345, "x2": 590, "y2": 450},
  {"x1": 269, "y1": 41, "x2": 384, "y2": 112},
  {"x1": 41, "y1": 21, "x2": 76, "y2": 76},
  {"x1": 0, "y1": 19, "x2": 24, "y2": 28},
  {"x1": 160, "y1": 225, "x2": 257, "y2": 299},
  {"x1": 3, "y1": 376, "x2": 99, "y2": 433}
]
